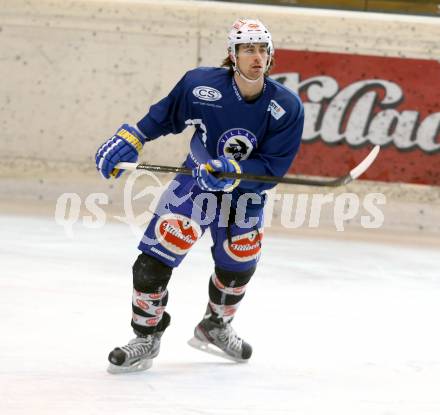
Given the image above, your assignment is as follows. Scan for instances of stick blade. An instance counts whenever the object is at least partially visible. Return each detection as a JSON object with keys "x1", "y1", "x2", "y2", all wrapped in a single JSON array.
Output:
[{"x1": 349, "y1": 145, "x2": 381, "y2": 180}]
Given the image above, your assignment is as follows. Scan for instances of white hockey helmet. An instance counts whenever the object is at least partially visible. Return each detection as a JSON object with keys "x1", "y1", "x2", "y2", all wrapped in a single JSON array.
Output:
[{"x1": 227, "y1": 18, "x2": 274, "y2": 61}]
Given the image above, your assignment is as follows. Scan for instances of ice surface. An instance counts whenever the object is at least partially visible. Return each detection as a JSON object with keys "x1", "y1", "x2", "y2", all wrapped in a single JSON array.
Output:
[{"x1": 1, "y1": 215, "x2": 440, "y2": 415}]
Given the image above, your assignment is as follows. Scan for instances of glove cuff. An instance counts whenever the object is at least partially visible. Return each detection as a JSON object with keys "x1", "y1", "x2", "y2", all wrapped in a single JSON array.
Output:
[
  {"x1": 117, "y1": 125, "x2": 144, "y2": 153},
  {"x1": 225, "y1": 159, "x2": 242, "y2": 192}
]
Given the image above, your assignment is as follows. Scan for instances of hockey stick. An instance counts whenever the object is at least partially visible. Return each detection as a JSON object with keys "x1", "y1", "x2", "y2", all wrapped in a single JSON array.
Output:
[{"x1": 116, "y1": 145, "x2": 380, "y2": 187}]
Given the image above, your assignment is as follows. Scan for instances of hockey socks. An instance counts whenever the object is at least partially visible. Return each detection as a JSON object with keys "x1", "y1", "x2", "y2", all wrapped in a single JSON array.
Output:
[
  {"x1": 207, "y1": 265, "x2": 255, "y2": 323},
  {"x1": 131, "y1": 253, "x2": 172, "y2": 335}
]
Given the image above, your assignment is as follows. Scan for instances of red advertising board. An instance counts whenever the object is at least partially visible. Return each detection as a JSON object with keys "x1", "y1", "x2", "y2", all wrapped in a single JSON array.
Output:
[{"x1": 272, "y1": 50, "x2": 440, "y2": 185}]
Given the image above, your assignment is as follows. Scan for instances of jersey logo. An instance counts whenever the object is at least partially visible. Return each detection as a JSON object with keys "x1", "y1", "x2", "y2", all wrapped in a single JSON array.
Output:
[
  {"x1": 192, "y1": 86, "x2": 222, "y2": 102},
  {"x1": 154, "y1": 213, "x2": 202, "y2": 255},
  {"x1": 217, "y1": 128, "x2": 257, "y2": 161},
  {"x1": 223, "y1": 229, "x2": 263, "y2": 262},
  {"x1": 268, "y1": 100, "x2": 286, "y2": 120}
]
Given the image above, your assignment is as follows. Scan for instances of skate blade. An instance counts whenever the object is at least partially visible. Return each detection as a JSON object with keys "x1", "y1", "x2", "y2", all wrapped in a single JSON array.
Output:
[
  {"x1": 187, "y1": 337, "x2": 248, "y2": 363},
  {"x1": 107, "y1": 358, "x2": 153, "y2": 374}
]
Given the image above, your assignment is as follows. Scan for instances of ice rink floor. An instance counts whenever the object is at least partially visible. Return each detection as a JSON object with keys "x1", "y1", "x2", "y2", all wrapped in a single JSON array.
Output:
[{"x1": 1, "y1": 214, "x2": 440, "y2": 415}]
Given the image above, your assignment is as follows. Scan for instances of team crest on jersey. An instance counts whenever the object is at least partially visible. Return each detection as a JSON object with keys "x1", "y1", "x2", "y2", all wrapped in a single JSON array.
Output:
[{"x1": 217, "y1": 128, "x2": 257, "y2": 161}]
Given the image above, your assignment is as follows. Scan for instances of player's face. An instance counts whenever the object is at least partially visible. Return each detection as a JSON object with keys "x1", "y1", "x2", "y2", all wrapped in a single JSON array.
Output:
[{"x1": 236, "y1": 43, "x2": 269, "y2": 80}]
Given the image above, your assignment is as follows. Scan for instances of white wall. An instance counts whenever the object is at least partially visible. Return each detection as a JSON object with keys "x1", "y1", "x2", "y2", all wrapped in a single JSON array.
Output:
[
  {"x1": 0, "y1": 0, "x2": 439, "y2": 233},
  {"x1": 1, "y1": 0, "x2": 439, "y2": 175}
]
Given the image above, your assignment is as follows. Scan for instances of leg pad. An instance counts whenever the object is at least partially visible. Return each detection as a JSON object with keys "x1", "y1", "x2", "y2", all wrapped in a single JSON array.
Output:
[{"x1": 133, "y1": 253, "x2": 172, "y2": 292}]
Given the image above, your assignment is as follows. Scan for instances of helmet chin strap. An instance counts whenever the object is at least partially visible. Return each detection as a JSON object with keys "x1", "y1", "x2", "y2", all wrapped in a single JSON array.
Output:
[
  {"x1": 235, "y1": 67, "x2": 262, "y2": 83},
  {"x1": 232, "y1": 55, "x2": 271, "y2": 84}
]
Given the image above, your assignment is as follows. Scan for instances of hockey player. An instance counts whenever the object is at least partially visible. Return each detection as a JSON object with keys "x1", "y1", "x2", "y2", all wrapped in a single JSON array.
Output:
[{"x1": 95, "y1": 18, "x2": 304, "y2": 373}]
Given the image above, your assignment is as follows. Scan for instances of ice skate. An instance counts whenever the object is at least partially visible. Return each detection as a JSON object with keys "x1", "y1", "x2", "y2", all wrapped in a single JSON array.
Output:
[
  {"x1": 188, "y1": 317, "x2": 252, "y2": 363},
  {"x1": 107, "y1": 332, "x2": 163, "y2": 374}
]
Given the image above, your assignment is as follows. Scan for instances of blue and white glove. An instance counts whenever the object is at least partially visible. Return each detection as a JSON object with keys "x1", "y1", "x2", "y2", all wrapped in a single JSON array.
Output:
[
  {"x1": 192, "y1": 156, "x2": 241, "y2": 192},
  {"x1": 95, "y1": 124, "x2": 146, "y2": 179}
]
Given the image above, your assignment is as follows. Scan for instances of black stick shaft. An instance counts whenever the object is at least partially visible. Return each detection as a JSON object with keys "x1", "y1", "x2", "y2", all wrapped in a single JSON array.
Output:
[
  {"x1": 132, "y1": 163, "x2": 351, "y2": 187},
  {"x1": 116, "y1": 146, "x2": 379, "y2": 187}
]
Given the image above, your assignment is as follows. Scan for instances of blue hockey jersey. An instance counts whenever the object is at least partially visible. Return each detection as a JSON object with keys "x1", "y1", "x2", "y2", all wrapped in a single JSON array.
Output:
[{"x1": 137, "y1": 67, "x2": 304, "y2": 200}]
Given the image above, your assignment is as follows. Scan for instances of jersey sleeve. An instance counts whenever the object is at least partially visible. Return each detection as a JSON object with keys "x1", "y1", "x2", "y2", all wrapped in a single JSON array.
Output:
[
  {"x1": 136, "y1": 72, "x2": 191, "y2": 140},
  {"x1": 238, "y1": 100, "x2": 304, "y2": 193}
]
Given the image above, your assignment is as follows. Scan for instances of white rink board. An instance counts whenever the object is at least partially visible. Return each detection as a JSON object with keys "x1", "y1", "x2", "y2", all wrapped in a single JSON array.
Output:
[
  {"x1": 1, "y1": 0, "x2": 439, "y2": 173},
  {"x1": 1, "y1": 215, "x2": 440, "y2": 415},
  {"x1": 1, "y1": 0, "x2": 439, "y2": 233}
]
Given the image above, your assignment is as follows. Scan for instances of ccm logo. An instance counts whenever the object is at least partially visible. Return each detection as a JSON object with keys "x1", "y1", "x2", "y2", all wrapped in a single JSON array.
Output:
[{"x1": 193, "y1": 86, "x2": 222, "y2": 102}]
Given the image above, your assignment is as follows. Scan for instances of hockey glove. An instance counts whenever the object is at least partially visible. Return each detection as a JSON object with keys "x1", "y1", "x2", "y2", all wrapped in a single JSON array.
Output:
[
  {"x1": 95, "y1": 124, "x2": 146, "y2": 179},
  {"x1": 193, "y1": 156, "x2": 241, "y2": 192}
]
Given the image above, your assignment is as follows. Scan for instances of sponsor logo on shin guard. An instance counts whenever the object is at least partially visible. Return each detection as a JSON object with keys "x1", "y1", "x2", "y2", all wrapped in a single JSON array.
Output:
[
  {"x1": 223, "y1": 229, "x2": 263, "y2": 262},
  {"x1": 134, "y1": 290, "x2": 165, "y2": 301},
  {"x1": 133, "y1": 289, "x2": 167, "y2": 315},
  {"x1": 145, "y1": 318, "x2": 160, "y2": 326},
  {"x1": 133, "y1": 313, "x2": 161, "y2": 327},
  {"x1": 209, "y1": 301, "x2": 239, "y2": 319},
  {"x1": 134, "y1": 301, "x2": 165, "y2": 316},
  {"x1": 223, "y1": 305, "x2": 238, "y2": 317},
  {"x1": 136, "y1": 299, "x2": 149, "y2": 310},
  {"x1": 212, "y1": 274, "x2": 247, "y2": 295},
  {"x1": 154, "y1": 214, "x2": 202, "y2": 255}
]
